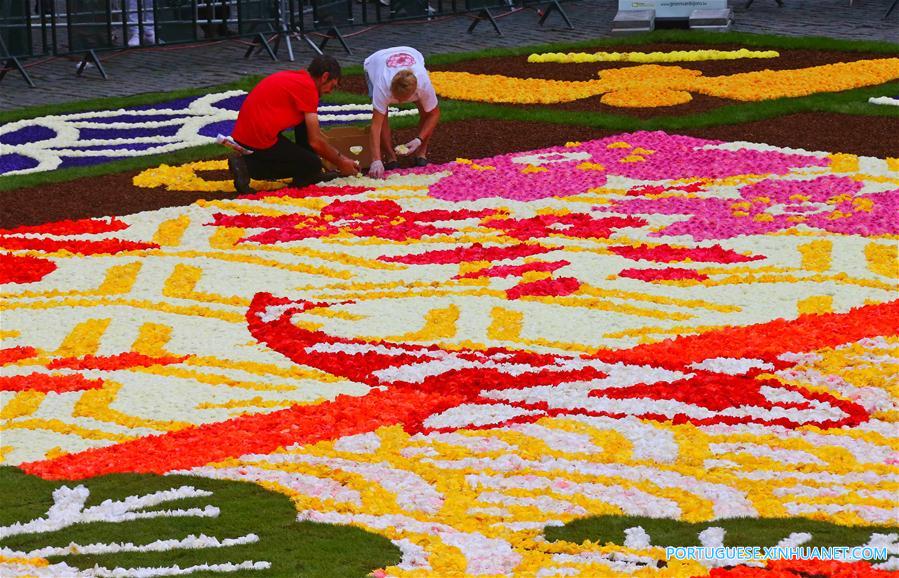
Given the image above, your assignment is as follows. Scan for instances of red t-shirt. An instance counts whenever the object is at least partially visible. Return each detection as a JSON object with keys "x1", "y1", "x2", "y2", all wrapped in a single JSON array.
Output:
[{"x1": 232, "y1": 70, "x2": 319, "y2": 150}]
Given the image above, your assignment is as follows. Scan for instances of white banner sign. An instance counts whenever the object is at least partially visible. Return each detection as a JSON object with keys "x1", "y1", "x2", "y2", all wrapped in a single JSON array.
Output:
[{"x1": 618, "y1": 0, "x2": 726, "y2": 18}]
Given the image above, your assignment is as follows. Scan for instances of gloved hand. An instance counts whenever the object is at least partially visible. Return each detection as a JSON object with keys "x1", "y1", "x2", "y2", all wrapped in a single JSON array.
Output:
[
  {"x1": 368, "y1": 159, "x2": 385, "y2": 179},
  {"x1": 401, "y1": 137, "x2": 422, "y2": 156}
]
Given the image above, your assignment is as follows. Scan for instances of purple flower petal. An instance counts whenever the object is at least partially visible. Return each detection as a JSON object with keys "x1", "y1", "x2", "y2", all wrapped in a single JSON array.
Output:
[
  {"x1": 79, "y1": 125, "x2": 181, "y2": 140},
  {"x1": 58, "y1": 155, "x2": 124, "y2": 168},
  {"x1": 197, "y1": 120, "x2": 237, "y2": 139},
  {"x1": 0, "y1": 153, "x2": 40, "y2": 172},
  {"x1": 0, "y1": 125, "x2": 57, "y2": 146}
]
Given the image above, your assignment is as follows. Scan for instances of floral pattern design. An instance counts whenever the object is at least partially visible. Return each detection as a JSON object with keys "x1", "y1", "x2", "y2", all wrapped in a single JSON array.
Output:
[{"x1": 2, "y1": 132, "x2": 897, "y2": 577}]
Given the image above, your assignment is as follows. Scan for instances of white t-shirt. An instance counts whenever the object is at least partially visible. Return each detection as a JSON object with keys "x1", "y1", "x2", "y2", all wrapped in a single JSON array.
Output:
[{"x1": 363, "y1": 46, "x2": 438, "y2": 115}]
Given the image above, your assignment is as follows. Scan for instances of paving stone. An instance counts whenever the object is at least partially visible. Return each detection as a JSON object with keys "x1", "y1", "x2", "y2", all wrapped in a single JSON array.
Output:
[{"x1": 0, "y1": 0, "x2": 896, "y2": 111}]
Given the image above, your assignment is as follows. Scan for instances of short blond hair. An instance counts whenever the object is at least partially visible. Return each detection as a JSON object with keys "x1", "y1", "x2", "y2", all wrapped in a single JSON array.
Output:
[{"x1": 390, "y1": 69, "x2": 418, "y2": 102}]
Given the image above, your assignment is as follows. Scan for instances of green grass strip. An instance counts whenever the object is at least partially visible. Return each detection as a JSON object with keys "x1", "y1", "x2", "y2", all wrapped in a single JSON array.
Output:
[
  {"x1": 0, "y1": 466, "x2": 400, "y2": 577},
  {"x1": 544, "y1": 514, "x2": 896, "y2": 558}
]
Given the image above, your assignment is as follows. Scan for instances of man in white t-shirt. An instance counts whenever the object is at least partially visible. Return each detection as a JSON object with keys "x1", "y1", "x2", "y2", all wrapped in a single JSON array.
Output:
[{"x1": 363, "y1": 46, "x2": 441, "y2": 179}]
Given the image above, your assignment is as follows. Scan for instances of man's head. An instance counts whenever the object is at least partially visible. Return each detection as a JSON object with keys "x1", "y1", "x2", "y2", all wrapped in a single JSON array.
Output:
[
  {"x1": 390, "y1": 69, "x2": 418, "y2": 102},
  {"x1": 308, "y1": 54, "x2": 342, "y2": 95}
]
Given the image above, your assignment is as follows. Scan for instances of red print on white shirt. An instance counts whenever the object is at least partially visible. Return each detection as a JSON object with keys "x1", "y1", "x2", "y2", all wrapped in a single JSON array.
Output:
[{"x1": 386, "y1": 52, "x2": 416, "y2": 68}]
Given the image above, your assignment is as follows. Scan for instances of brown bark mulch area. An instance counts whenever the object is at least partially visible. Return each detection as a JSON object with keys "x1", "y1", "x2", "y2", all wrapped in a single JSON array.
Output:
[
  {"x1": 338, "y1": 43, "x2": 892, "y2": 118},
  {"x1": 2, "y1": 113, "x2": 897, "y2": 229}
]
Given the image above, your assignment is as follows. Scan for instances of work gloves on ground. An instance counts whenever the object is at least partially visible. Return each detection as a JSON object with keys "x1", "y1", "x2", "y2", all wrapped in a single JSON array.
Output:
[{"x1": 369, "y1": 159, "x2": 385, "y2": 179}]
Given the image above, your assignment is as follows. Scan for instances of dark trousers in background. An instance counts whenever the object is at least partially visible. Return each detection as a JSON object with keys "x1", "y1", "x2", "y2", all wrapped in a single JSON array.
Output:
[{"x1": 241, "y1": 125, "x2": 323, "y2": 188}]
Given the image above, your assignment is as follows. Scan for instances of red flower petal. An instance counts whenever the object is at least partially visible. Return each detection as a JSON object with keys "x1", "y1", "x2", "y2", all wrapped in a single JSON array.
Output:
[
  {"x1": 0, "y1": 217, "x2": 129, "y2": 236},
  {"x1": 0, "y1": 253, "x2": 57, "y2": 283},
  {"x1": 609, "y1": 243, "x2": 763, "y2": 263},
  {"x1": 619, "y1": 268, "x2": 709, "y2": 282},
  {"x1": 47, "y1": 352, "x2": 189, "y2": 371},
  {"x1": 0, "y1": 237, "x2": 158, "y2": 255},
  {"x1": 381, "y1": 243, "x2": 551, "y2": 265},
  {"x1": 507, "y1": 276, "x2": 581, "y2": 300},
  {"x1": 0, "y1": 346, "x2": 38, "y2": 365},
  {"x1": 0, "y1": 373, "x2": 105, "y2": 393}
]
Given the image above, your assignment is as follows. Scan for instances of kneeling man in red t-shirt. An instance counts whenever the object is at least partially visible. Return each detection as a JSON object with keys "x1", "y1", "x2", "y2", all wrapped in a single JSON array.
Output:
[{"x1": 229, "y1": 55, "x2": 359, "y2": 193}]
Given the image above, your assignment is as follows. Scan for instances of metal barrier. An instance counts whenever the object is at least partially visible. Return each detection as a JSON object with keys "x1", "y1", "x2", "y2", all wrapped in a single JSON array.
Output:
[
  {"x1": 1, "y1": 0, "x2": 573, "y2": 86},
  {"x1": 466, "y1": 0, "x2": 514, "y2": 35},
  {"x1": 1, "y1": 0, "x2": 36, "y2": 85},
  {"x1": 295, "y1": 0, "x2": 573, "y2": 55},
  {"x1": 1, "y1": 0, "x2": 285, "y2": 84}
]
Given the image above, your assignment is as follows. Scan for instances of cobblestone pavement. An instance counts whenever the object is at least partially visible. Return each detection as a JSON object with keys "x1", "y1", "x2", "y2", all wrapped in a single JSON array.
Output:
[{"x1": 1, "y1": 0, "x2": 896, "y2": 111}]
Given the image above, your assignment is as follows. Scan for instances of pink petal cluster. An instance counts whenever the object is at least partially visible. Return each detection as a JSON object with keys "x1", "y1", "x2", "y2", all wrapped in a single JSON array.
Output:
[
  {"x1": 408, "y1": 132, "x2": 828, "y2": 202},
  {"x1": 606, "y1": 174, "x2": 899, "y2": 240}
]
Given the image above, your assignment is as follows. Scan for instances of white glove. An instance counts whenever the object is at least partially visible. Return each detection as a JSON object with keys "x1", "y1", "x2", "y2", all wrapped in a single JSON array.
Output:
[
  {"x1": 368, "y1": 159, "x2": 385, "y2": 179},
  {"x1": 216, "y1": 134, "x2": 253, "y2": 155},
  {"x1": 402, "y1": 137, "x2": 422, "y2": 156}
]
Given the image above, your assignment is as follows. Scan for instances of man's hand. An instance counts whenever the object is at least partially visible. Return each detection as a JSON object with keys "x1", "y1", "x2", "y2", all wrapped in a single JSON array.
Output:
[
  {"x1": 337, "y1": 155, "x2": 359, "y2": 176},
  {"x1": 399, "y1": 137, "x2": 422, "y2": 156},
  {"x1": 368, "y1": 159, "x2": 385, "y2": 179}
]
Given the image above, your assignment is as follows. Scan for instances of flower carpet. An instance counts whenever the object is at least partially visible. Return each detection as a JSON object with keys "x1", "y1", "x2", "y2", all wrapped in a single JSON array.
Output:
[{"x1": 2, "y1": 36, "x2": 899, "y2": 578}]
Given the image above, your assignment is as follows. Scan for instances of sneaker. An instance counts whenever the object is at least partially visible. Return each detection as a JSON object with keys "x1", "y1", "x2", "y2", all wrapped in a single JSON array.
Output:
[
  {"x1": 228, "y1": 156, "x2": 254, "y2": 194},
  {"x1": 414, "y1": 157, "x2": 429, "y2": 167}
]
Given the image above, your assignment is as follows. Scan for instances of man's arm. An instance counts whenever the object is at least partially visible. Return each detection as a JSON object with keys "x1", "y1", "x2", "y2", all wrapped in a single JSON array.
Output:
[
  {"x1": 370, "y1": 109, "x2": 387, "y2": 162},
  {"x1": 305, "y1": 112, "x2": 358, "y2": 175},
  {"x1": 397, "y1": 103, "x2": 440, "y2": 157},
  {"x1": 415, "y1": 103, "x2": 440, "y2": 143}
]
